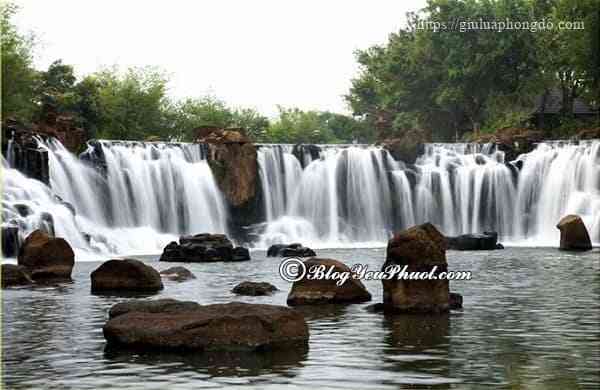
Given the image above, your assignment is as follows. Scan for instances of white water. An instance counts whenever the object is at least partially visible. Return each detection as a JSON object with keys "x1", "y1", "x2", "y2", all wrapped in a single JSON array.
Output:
[
  {"x1": 2, "y1": 139, "x2": 227, "y2": 260},
  {"x1": 2, "y1": 138, "x2": 599, "y2": 258},
  {"x1": 256, "y1": 141, "x2": 600, "y2": 247}
]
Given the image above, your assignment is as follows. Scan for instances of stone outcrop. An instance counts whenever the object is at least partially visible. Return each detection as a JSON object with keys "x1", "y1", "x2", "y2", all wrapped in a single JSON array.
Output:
[
  {"x1": 159, "y1": 233, "x2": 250, "y2": 262},
  {"x1": 103, "y1": 300, "x2": 309, "y2": 351},
  {"x1": 447, "y1": 232, "x2": 504, "y2": 250},
  {"x1": 196, "y1": 128, "x2": 261, "y2": 239},
  {"x1": 380, "y1": 129, "x2": 429, "y2": 164},
  {"x1": 382, "y1": 223, "x2": 450, "y2": 313},
  {"x1": 17, "y1": 230, "x2": 74, "y2": 282},
  {"x1": 470, "y1": 127, "x2": 544, "y2": 162},
  {"x1": 267, "y1": 243, "x2": 316, "y2": 258},
  {"x1": 291, "y1": 144, "x2": 321, "y2": 167},
  {"x1": 287, "y1": 258, "x2": 372, "y2": 306},
  {"x1": 556, "y1": 215, "x2": 592, "y2": 251},
  {"x1": 1, "y1": 264, "x2": 33, "y2": 287},
  {"x1": 91, "y1": 259, "x2": 164, "y2": 293},
  {"x1": 2, "y1": 225, "x2": 21, "y2": 258},
  {"x1": 159, "y1": 266, "x2": 196, "y2": 282},
  {"x1": 232, "y1": 281, "x2": 278, "y2": 296}
]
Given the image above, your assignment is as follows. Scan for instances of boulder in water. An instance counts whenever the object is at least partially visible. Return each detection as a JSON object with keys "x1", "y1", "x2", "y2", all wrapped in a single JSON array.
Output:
[
  {"x1": 287, "y1": 258, "x2": 372, "y2": 305},
  {"x1": 160, "y1": 233, "x2": 250, "y2": 262},
  {"x1": 2, "y1": 225, "x2": 20, "y2": 258},
  {"x1": 160, "y1": 266, "x2": 196, "y2": 282},
  {"x1": 17, "y1": 229, "x2": 74, "y2": 282},
  {"x1": 103, "y1": 300, "x2": 309, "y2": 351},
  {"x1": 449, "y1": 292, "x2": 463, "y2": 309},
  {"x1": 1, "y1": 264, "x2": 33, "y2": 287},
  {"x1": 267, "y1": 243, "x2": 316, "y2": 258},
  {"x1": 556, "y1": 215, "x2": 592, "y2": 251},
  {"x1": 91, "y1": 259, "x2": 163, "y2": 293},
  {"x1": 382, "y1": 223, "x2": 450, "y2": 313},
  {"x1": 447, "y1": 232, "x2": 503, "y2": 250},
  {"x1": 232, "y1": 281, "x2": 278, "y2": 296}
]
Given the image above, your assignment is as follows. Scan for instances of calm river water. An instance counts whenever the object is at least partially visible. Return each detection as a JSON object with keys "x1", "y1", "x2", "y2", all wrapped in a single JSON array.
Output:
[{"x1": 2, "y1": 247, "x2": 599, "y2": 389}]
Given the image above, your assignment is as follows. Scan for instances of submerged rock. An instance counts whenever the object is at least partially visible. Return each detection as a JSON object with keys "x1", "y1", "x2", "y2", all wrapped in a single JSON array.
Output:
[
  {"x1": 556, "y1": 215, "x2": 592, "y2": 251},
  {"x1": 287, "y1": 258, "x2": 372, "y2": 306},
  {"x1": 91, "y1": 259, "x2": 163, "y2": 293},
  {"x1": 160, "y1": 266, "x2": 196, "y2": 282},
  {"x1": 267, "y1": 243, "x2": 316, "y2": 258},
  {"x1": 17, "y1": 229, "x2": 74, "y2": 282},
  {"x1": 447, "y1": 232, "x2": 503, "y2": 250},
  {"x1": 232, "y1": 281, "x2": 278, "y2": 296},
  {"x1": 160, "y1": 233, "x2": 250, "y2": 262},
  {"x1": 449, "y1": 292, "x2": 463, "y2": 310},
  {"x1": 1, "y1": 264, "x2": 33, "y2": 287},
  {"x1": 103, "y1": 300, "x2": 309, "y2": 351},
  {"x1": 382, "y1": 223, "x2": 450, "y2": 313}
]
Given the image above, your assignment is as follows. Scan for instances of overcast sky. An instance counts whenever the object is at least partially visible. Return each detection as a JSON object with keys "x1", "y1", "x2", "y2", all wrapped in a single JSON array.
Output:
[{"x1": 15, "y1": 0, "x2": 425, "y2": 116}]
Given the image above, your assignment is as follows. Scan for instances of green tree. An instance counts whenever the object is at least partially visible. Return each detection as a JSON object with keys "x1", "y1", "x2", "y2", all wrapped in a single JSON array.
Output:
[
  {"x1": 1, "y1": 2, "x2": 39, "y2": 121},
  {"x1": 91, "y1": 66, "x2": 170, "y2": 140}
]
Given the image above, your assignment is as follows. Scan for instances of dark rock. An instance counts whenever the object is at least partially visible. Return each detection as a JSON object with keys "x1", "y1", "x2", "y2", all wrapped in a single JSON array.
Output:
[
  {"x1": 109, "y1": 299, "x2": 200, "y2": 319},
  {"x1": 267, "y1": 243, "x2": 316, "y2": 258},
  {"x1": 449, "y1": 292, "x2": 463, "y2": 310},
  {"x1": 160, "y1": 266, "x2": 196, "y2": 282},
  {"x1": 292, "y1": 144, "x2": 321, "y2": 167},
  {"x1": 103, "y1": 300, "x2": 309, "y2": 351},
  {"x1": 556, "y1": 214, "x2": 592, "y2": 251},
  {"x1": 160, "y1": 233, "x2": 250, "y2": 262},
  {"x1": 232, "y1": 281, "x2": 278, "y2": 296},
  {"x1": 287, "y1": 258, "x2": 372, "y2": 306},
  {"x1": 447, "y1": 231, "x2": 502, "y2": 250},
  {"x1": 382, "y1": 223, "x2": 450, "y2": 313},
  {"x1": 14, "y1": 204, "x2": 32, "y2": 217},
  {"x1": 1, "y1": 264, "x2": 33, "y2": 287},
  {"x1": 232, "y1": 247, "x2": 251, "y2": 261},
  {"x1": 2, "y1": 225, "x2": 20, "y2": 257},
  {"x1": 17, "y1": 229, "x2": 74, "y2": 281},
  {"x1": 91, "y1": 259, "x2": 164, "y2": 293},
  {"x1": 380, "y1": 129, "x2": 428, "y2": 164}
]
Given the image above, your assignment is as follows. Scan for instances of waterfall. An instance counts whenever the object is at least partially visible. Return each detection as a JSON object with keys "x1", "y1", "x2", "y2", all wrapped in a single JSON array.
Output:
[
  {"x1": 1, "y1": 139, "x2": 228, "y2": 259},
  {"x1": 2, "y1": 137, "x2": 599, "y2": 257},
  {"x1": 255, "y1": 140, "x2": 599, "y2": 247},
  {"x1": 256, "y1": 145, "x2": 398, "y2": 247}
]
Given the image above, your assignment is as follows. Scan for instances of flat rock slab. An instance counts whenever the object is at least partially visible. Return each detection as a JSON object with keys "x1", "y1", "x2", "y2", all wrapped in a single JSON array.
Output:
[
  {"x1": 287, "y1": 258, "x2": 372, "y2": 306},
  {"x1": 103, "y1": 300, "x2": 309, "y2": 351}
]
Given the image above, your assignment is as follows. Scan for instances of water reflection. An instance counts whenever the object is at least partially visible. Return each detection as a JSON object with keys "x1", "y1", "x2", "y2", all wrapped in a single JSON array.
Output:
[{"x1": 103, "y1": 345, "x2": 308, "y2": 378}]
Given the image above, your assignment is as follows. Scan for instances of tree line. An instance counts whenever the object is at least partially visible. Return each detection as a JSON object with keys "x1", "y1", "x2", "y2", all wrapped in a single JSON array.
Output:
[
  {"x1": 3, "y1": 1, "x2": 598, "y2": 144},
  {"x1": 1, "y1": 3, "x2": 374, "y2": 144},
  {"x1": 346, "y1": 0, "x2": 599, "y2": 140}
]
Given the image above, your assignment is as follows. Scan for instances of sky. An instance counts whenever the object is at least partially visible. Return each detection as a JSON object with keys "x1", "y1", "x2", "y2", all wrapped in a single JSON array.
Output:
[{"x1": 15, "y1": 0, "x2": 426, "y2": 117}]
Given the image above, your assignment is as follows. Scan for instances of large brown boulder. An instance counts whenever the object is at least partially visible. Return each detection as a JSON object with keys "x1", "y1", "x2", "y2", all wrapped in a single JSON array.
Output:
[
  {"x1": 1, "y1": 264, "x2": 33, "y2": 287},
  {"x1": 382, "y1": 223, "x2": 450, "y2": 313},
  {"x1": 556, "y1": 215, "x2": 592, "y2": 251},
  {"x1": 287, "y1": 258, "x2": 372, "y2": 306},
  {"x1": 103, "y1": 300, "x2": 309, "y2": 351},
  {"x1": 17, "y1": 230, "x2": 74, "y2": 281},
  {"x1": 91, "y1": 259, "x2": 164, "y2": 293}
]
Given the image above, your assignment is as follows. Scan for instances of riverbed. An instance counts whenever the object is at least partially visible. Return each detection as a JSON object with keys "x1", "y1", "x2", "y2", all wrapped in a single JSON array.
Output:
[{"x1": 2, "y1": 247, "x2": 599, "y2": 389}]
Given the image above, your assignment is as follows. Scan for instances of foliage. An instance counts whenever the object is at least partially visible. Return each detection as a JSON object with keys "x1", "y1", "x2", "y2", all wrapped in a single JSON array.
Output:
[
  {"x1": 1, "y1": 2, "x2": 38, "y2": 121},
  {"x1": 346, "y1": 0, "x2": 600, "y2": 141}
]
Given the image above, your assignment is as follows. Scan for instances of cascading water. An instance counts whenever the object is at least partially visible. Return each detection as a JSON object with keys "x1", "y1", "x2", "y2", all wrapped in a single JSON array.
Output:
[
  {"x1": 1, "y1": 139, "x2": 228, "y2": 259},
  {"x1": 2, "y1": 136, "x2": 599, "y2": 258},
  {"x1": 255, "y1": 140, "x2": 599, "y2": 247},
  {"x1": 256, "y1": 145, "x2": 398, "y2": 247}
]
